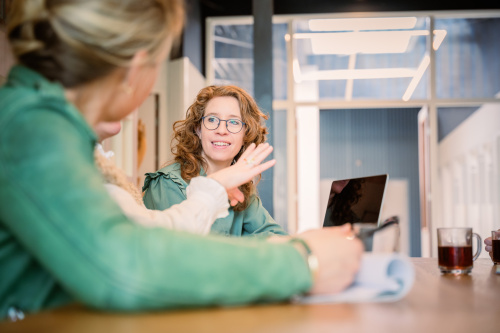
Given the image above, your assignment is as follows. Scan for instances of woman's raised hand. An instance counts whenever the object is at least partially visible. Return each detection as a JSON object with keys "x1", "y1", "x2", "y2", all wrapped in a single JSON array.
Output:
[{"x1": 208, "y1": 143, "x2": 276, "y2": 206}]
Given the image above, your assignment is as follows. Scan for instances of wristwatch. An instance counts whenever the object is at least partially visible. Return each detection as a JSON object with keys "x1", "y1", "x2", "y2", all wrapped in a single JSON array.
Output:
[{"x1": 289, "y1": 238, "x2": 319, "y2": 283}]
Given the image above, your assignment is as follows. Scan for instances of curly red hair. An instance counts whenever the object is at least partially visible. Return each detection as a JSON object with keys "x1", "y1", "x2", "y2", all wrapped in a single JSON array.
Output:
[{"x1": 171, "y1": 85, "x2": 269, "y2": 211}]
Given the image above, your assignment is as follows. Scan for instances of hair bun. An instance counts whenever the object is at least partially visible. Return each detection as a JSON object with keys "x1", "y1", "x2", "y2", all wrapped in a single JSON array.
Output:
[
  {"x1": 7, "y1": 0, "x2": 185, "y2": 88},
  {"x1": 8, "y1": 0, "x2": 52, "y2": 56}
]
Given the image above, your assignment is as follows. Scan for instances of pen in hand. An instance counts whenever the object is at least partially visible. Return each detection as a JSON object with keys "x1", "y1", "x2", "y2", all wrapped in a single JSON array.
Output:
[{"x1": 355, "y1": 217, "x2": 399, "y2": 241}]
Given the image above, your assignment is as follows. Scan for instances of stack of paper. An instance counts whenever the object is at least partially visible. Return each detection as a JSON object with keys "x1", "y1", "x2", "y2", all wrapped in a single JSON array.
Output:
[{"x1": 297, "y1": 252, "x2": 415, "y2": 304}]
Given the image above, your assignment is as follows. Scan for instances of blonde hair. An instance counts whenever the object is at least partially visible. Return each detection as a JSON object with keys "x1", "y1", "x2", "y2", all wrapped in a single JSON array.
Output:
[
  {"x1": 7, "y1": 0, "x2": 184, "y2": 87},
  {"x1": 171, "y1": 85, "x2": 269, "y2": 212},
  {"x1": 94, "y1": 147, "x2": 144, "y2": 207}
]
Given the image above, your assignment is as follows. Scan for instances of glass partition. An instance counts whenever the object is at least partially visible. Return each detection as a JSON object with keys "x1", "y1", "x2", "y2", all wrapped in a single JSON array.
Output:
[
  {"x1": 207, "y1": 11, "x2": 500, "y2": 256},
  {"x1": 319, "y1": 107, "x2": 421, "y2": 255},
  {"x1": 435, "y1": 17, "x2": 500, "y2": 99},
  {"x1": 292, "y1": 17, "x2": 430, "y2": 101},
  {"x1": 211, "y1": 22, "x2": 289, "y2": 100}
]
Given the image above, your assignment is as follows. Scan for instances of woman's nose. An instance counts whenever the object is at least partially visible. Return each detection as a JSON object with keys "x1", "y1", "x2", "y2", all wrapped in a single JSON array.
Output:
[{"x1": 215, "y1": 120, "x2": 229, "y2": 134}]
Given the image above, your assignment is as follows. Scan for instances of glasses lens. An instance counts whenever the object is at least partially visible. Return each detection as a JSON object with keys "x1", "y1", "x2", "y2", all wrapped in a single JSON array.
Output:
[
  {"x1": 204, "y1": 116, "x2": 219, "y2": 130},
  {"x1": 226, "y1": 119, "x2": 243, "y2": 133}
]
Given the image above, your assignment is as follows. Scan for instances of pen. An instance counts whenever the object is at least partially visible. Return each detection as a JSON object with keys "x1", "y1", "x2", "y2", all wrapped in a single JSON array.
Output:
[{"x1": 356, "y1": 218, "x2": 399, "y2": 241}]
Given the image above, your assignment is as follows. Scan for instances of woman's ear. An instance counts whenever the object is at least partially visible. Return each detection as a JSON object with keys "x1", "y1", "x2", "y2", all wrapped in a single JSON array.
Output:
[
  {"x1": 123, "y1": 50, "x2": 149, "y2": 92},
  {"x1": 195, "y1": 126, "x2": 201, "y2": 139}
]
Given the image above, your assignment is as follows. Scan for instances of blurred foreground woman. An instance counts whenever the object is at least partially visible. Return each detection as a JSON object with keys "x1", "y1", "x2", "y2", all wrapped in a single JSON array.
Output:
[{"x1": 0, "y1": 0, "x2": 363, "y2": 320}]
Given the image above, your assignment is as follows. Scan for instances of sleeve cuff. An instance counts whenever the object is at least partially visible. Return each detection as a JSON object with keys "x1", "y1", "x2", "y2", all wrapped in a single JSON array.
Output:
[{"x1": 186, "y1": 177, "x2": 230, "y2": 220}]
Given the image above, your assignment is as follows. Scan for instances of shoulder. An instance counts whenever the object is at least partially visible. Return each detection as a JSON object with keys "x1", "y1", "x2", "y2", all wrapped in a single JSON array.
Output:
[
  {"x1": 247, "y1": 194, "x2": 262, "y2": 206},
  {"x1": 243, "y1": 194, "x2": 270, "y2": 215},
  {"x1": 157, "y1": 163, "x2": 182, "y2": 176},
  {"x1": 0, "y1": 97, "x2": 95, "y2": 171},
  {"x1": 143, "y1": 163, "x2": 187, "y2": 192},
  {"x1": 245, "y1": 195, "x2": 275, "y2": 221},
  {"x1": 0, "y1": 86, "x2": 57, "y2": 132},
  {"x1": 0, "y1": 71, "x2": 94, "y2": 146}
]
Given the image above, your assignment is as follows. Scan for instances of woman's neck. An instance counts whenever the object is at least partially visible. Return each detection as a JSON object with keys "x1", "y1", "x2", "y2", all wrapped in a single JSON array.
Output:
[
  {"x1": 64, "y1": 88, "x2": 100, "y2": 127},
  {"x1": 204, "y1": 159, "x2": 232, "y2": 176},
  {"x1": 64, "y1": 71, "x2": 121, "y2": 127}
]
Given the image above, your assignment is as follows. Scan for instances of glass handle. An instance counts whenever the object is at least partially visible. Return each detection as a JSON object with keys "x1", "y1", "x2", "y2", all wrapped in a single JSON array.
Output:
[{"x1": 472, "y1": 233, "x2": 482, "y2": 261}]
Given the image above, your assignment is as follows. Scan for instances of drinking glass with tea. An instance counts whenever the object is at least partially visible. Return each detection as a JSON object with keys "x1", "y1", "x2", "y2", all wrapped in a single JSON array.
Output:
[
  {"x1": 492, "y1": 230, "x2": 500, "y2": 265},
  {"x1": 437, "y1": 227, "x2": 482, "y2": 275}
]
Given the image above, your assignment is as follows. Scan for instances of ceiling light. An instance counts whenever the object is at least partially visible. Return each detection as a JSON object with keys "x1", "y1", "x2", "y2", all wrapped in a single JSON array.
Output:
[
  {"x1": 293, "y1": 59, "x2": 302, "y2": 83},
  {"x1": 298, "y1": 68, "x2": 416, "y2": 81},
  {"x1": 294, "y1": 30, "x2": 446, "y2": 55},
  {"x1": 308, "y1": 17, "x2": 417, "y2": 31},
  {"x1": 402, "y1": 55, "x2": 430, "y2": 101},
  {"x1": 433, "y1": 30, "x2": 447, "y2": 50}
]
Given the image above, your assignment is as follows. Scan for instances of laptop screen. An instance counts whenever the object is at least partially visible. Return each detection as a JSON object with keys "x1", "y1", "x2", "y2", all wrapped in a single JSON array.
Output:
[{"x1": 322, "y1": 174, "x2": 388, "y2": 227}]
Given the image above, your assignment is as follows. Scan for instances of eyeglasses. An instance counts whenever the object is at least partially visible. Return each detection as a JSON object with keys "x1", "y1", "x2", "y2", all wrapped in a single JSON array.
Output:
[{"x1": 201, "y1": 115, "x2": 246, "y2": 134}]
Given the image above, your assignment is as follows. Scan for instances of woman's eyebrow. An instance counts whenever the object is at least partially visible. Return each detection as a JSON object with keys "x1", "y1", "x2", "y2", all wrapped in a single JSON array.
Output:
[{"x1": 206, "y1": 112, "x2": 242, "y2": 119}]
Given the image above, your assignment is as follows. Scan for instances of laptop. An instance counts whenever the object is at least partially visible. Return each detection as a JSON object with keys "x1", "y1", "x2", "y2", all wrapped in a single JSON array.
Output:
[{"x1": 322, "y1": 174, "x2": 389, "y2": 227}]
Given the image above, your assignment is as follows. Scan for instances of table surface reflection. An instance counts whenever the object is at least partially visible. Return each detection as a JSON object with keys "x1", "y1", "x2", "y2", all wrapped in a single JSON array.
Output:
[{"x1": 1, "y1": 258, "x2": 499, "y2": 333}]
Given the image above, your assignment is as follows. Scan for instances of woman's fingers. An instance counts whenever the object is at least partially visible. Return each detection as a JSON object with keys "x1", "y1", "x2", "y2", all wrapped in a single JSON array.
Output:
[
  {"x1": 246, "y1": 159, "x2": 276, "y2": 177},
  {"x1": 250, "y1": 145, "x2": 273, "y2": 166},
  {"x1": 238, "y1": 143, "x2": 257, "y2": 161},
  {"x1": 238, "y1": 143, "x2": 272, "y2": 168},
  {"x1": 207, "y1": 143, "x2": 276, "y2": 204},
  {"x1": 227, "y1": 188, "x2": 244, "y2": 206}
]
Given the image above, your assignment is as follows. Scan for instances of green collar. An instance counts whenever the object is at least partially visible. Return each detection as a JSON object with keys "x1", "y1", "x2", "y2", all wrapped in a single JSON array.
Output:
[{"x1": 7, "y1": 65, "x2": 98, "y2": 142}]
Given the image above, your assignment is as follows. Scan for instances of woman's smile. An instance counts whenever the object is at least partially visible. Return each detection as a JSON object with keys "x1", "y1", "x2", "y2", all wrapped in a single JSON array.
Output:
[{"x1": 212, "y1": 141, "x2": 231, "y2": 148}]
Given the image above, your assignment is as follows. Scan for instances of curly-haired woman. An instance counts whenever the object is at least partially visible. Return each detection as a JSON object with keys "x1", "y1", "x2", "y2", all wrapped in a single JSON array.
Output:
[{"x1": 142, "y1": 85, "x2": 287, "y2": 237}]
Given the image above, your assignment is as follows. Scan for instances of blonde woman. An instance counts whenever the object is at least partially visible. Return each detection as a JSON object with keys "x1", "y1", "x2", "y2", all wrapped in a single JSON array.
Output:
[
  {"x1": 0, "y1": 0, "x2": 362, "y2": 320},
  {"x1": 143, "y1": 85, "x2": 287, "y2": 236}
]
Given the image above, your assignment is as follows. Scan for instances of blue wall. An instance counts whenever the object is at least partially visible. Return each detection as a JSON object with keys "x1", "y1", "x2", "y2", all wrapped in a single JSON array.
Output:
[{"x1": 319, "y1": 108, "x2": 421, "y2": 256}]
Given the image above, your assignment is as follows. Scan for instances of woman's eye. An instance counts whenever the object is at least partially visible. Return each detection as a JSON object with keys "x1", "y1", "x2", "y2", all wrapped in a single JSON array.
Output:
[
  {"x1": 228, "y1": 119, "x2": 240, "y2": 126},
  {"x1": 207, "y1": 116, "x2": 218, "y2": 123}
]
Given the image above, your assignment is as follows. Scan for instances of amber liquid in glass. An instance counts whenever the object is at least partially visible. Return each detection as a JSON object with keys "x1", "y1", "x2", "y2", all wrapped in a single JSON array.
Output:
[
  {"x1": 438, "y1": 246, "x2": 473, "y2": 269},
  {"x1": 492, "y1": 240, "x2": 500, "y2": 264}
]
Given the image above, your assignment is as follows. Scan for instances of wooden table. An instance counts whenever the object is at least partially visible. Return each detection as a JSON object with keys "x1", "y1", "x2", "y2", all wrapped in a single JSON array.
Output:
[{"x1": 1, "y1": 258, "x2": 499, "y2": 333}]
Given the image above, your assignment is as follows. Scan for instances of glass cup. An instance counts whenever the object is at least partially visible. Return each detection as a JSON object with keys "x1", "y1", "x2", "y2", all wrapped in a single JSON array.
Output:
[
  {"x1": 437, "y1": 227, "x2": 481, "y2": 275},
  {"x1": 492, "y1": 231, "x2": 500, "y2": 265}
]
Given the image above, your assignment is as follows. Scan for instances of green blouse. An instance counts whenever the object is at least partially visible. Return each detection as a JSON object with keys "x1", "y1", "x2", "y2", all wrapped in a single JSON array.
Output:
[
  {"x1": 0, "y1": 66, "x2": 311, "y2": 319},
  {"x1": 142, "y1": 163, "x2": 287, "y2": 237}
]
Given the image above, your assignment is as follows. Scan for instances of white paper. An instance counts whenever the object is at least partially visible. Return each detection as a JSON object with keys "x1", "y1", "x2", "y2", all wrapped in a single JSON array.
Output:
[{"x1": 297, "y1": 252, "x2": 415, "y2": 304}]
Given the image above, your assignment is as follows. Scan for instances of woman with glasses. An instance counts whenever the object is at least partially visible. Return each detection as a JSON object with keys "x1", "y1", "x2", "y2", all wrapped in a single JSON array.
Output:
[{"x1": 142, "y1": 85, "x2": 287, "y2": 236}]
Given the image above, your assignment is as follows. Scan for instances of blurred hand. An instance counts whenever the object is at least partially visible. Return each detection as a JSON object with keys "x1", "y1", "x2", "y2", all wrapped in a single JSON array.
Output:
[
  {"x1": 208, "y1": 143, "x2": 276, "y2": 206},
  {"x1": 484, "y1": 229, "x2": 500, "y2": 262},
  {"x1": 298, "y1": 224, "x2": 364, "y2": 295},
  {"x1": 484, "y1": 237, "x2": 493, "y2": 261}
]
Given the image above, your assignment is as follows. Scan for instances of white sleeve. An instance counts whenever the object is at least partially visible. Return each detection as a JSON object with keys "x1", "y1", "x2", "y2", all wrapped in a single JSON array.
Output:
[{"x1": 104, "y1": 177, "x2": 229, "y2": 235}]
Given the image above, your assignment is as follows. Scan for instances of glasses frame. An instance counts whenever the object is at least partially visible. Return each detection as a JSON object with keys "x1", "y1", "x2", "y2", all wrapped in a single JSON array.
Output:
[{"x1": 201, "y1": 115, "x2": 246, "y2": 134}]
